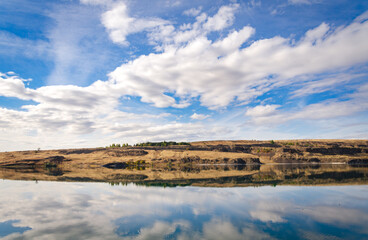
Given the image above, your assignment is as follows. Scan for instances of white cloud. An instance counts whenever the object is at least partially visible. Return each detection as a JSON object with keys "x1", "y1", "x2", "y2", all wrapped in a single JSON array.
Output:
[
  {"x1": 303, "y1": 206, "x2": 368, "y2": 229},
  {"x1": 0, "y1": 30, "x2": 50, "y2": 58},
  {"x1": 46, "y1": 3, "x2": 117, "y2": 85},
  {"x1": 245, "y1": 105, "x2": 280, "y2": 117},
  {"x1": 249, "y1": 200, "x2": 288, "y2": 223},
  {"x1": 148, "y1": 3, "x2": 240, "y2": 48},
  {"x1": 290, "y1": 73, "x2": 364, "y2": 98},
  {"x1": 245, "y1": 83, "x2": 368, "y2": 126},
  {"x1": 1, "y1": 4, "x2": 368, "y2": 150},
  {"x1": 0, "y1": 72, "x2": 233, "y2": 151},
  {"x1": 137, "y1": 221, "x2": 190, "y2": 240},
  {"x1": 203, "y1": 4, "x2": 239, "y2": 32},
  {"x1": 80, "y1": 0, "x2": 113, "y2": 6},
  {"x1": 101, "y1": 2, "x2": 169, "y2": 46},
  {"x1": 165, "y1": 0, "x2": 181, "y2": 8},
  {"x1": 190, "y1": 113, "x2": 210, "y2": 120},
  {"x1": 247, "y1": 0, "x2": 261, "y2": 8},
  {"x1": 303, "y1": 22, "x2": 330, "y2": 43},
  {"x1": 107, "y1": 10, "x2": 368, "y2": 110},
  {"x1": 203, "y1": 219, "x2": 274, "y2": 240},
  {"x1": 288, "y1": 0, "x2": 313, "y2": 5},
  {"x1": 183, "y1": 7, "x2": 202, "y2": 17},
  {"x1": 2, "y1": 182, "x2": 366, "y2": 240}
]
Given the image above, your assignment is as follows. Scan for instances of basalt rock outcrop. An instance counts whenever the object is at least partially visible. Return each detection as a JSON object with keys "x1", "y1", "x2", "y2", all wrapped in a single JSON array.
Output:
[
  {"x1": 1, "y1": 140, "x2": 367, "y2": 176},
  {"x1": 0, "y1": 155, "x2": 69, "y2": 169}
]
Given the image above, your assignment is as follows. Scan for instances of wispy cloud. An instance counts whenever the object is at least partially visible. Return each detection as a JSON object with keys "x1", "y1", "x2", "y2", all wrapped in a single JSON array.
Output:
[
  {"x1": 288, "y1": 0, "x2": 318, "y2": 5},
  {"x1": 183, "y1": 7, "x2": 202, "y2": 17},
  {"x1": 0, "y1": 31, "x2": 50, "y2": 58},
  {"x1": 245, "y1": 83, "x2": 368, "y2": 125},
  {"x1": 45, "y1": 3, "x2": 120, "y2": 85}
]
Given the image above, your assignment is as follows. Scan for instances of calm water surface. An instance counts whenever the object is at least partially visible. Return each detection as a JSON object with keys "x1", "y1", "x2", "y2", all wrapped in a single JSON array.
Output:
[{"x1": 1, "y1": 179, "x2": 368, "y2": 240}]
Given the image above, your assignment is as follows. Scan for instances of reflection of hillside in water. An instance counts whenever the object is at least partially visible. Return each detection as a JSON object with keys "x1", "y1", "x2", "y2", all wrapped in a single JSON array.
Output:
[
  {"x1": 0, "y1": 180, "x2": 368, "y2": 239},
  {"x1": 1, "y1": 163, "x2": 368, "y2": 187}
]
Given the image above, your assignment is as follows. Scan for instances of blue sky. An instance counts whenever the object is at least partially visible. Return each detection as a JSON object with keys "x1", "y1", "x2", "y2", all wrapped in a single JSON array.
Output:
[{"x1": 0, "y1": 0, "x2": 367, "y2": 150}]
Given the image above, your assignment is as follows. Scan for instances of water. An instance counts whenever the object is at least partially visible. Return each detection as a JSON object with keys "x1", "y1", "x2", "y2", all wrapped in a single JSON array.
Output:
[{"x1": 1, "y1": 165, "x2": 368, "y2": 239}]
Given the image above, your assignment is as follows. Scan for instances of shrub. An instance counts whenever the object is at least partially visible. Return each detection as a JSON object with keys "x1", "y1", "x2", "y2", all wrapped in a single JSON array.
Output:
[{"x1": 135, "y1": 141, "x2": 190, "y2": 147}]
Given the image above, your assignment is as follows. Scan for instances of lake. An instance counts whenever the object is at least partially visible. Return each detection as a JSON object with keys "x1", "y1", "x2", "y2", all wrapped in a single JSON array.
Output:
[{"x1": 1, "y1": 164, "x2": 368, "y2": 239}]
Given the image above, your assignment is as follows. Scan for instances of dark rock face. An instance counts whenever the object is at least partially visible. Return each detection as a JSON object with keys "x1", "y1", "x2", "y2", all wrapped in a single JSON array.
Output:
[
  {"x1": 229, "y1": 158, "x2": 246, "y2": 164},
  {"x1": 306, "y1": 147, "x2": 362, "y2": 155},
  {"x1": 103, "y1": 162, "x2": 128, "y2": 169},
  {"x1": 106, "y1": 150, "x2": 148, "y2": 157},
  {"x1": 179, "y1": 157, "x2": 200, "y2": 164},
  {"x1": 0, "y1": 156, "x2": 68, "y2": 169},
  {"x1": 232, "y1": 145, "x2": 252, "y2": 153},
  {"x1": 228, "y1": 158, "x2": 261, "y2": 164},
  {"x1": 177, "y1": 156, "x2": 261, "y2": 165},
  {"x1": 308, "y1": 158, "x2": 320, "y2": 163},
  {"x1": 45, "y1": 156, "x2": 67, "y2": 164},
  {"x1": 348, "y1": 159, "x2": 368, "y2": 165},
  {"x1": 180, "y1": 144, "x2": 254, "y2": 153},
  {"x1": 307, "y1": 171, "x2": 365, "y2": 180},
  {"x1": 274, "y1": 157, "x2": 318, "y2": 163},
  {"x1": 282, "y1": 148, "x2": 302, "y2": 155},
  {"x1": 58, "y1": 149, "x2": 104, "y2": 154},
  {"x1": 212, "y1": 145, "x2": 231, "y2": 152},
  {"x1": 274, "y1": 158, "x2": 296, "y2": 163},
  {"x1": 45, "y1": 168, "x2": 64, "y2": 176},
  {"x1": 109, "y1": 174, "x2": 148, "y2": 180}
]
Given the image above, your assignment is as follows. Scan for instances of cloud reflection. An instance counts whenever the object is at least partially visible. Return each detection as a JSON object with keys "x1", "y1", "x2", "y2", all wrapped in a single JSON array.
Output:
[{"x1": 0, "y1": 181, "x2": 367, "y2": 239}]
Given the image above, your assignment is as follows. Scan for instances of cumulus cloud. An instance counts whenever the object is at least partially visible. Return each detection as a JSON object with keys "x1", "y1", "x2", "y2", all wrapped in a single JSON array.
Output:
[
  {"x1": 203, "y1": 4, "x2": 239, "y2": 32},
  {"x1": 148, "y1": 3, "x2": 240, "y2": 48},
  {"x1": 108, "y1": 9, "x2": 368, "y2": 109},
  {"x1": 101, "y1": 2, "x2": 170, "y2": 45},
  {"x1": 245, "y1": 105, "x2": 280, "y2": 118},
  {"x1": 0, "y1": 72, "x2": 234, "y2": 150},
  {"x1": 1, "y1": 4, "x2": 368, "y2": 150},
  {"x1": 190, "y1": 113, "x2": 210, "y2": 120}
]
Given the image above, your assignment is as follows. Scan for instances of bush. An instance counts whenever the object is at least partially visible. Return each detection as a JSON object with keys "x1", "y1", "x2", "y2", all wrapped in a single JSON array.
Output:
[
  {"x1": 106, "y1": 143, "x2": 130, "y2": 148},
  {"x1": 135, "y1": 141, "x2": 190, "y2": 147}
]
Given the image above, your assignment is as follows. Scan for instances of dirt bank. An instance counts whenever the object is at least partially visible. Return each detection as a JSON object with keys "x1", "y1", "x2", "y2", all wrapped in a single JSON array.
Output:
[{"x1": 0, "y1": 139, "x2": 367, "y2": 185}]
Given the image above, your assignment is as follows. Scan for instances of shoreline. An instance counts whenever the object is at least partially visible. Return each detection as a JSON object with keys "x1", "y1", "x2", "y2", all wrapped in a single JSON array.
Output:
[{"x1": 0, "y1": 139, "x2": 367, "y2": 186}]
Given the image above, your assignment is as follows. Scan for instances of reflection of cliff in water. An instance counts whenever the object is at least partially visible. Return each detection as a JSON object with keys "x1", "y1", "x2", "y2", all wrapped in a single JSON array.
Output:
[
  {"x1": 1, "y1": 163, "x2": 368, "y2": 187},
  {"x1": 152, "y1": 164, "x2": 261, "y2": 172},
  {"x1": 130, "y1": 164, "x2": 368, "y2": 187}
]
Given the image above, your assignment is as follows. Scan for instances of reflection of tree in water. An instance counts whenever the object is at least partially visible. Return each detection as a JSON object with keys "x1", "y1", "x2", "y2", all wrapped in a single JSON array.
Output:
[{"x1": 45, "y1": 167, "x2": 64, "y2": 176}]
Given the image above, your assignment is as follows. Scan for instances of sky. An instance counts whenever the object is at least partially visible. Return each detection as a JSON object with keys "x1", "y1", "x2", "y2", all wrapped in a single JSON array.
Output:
[{"x1": 0, "y1": 0, "x2": 367, "y2": 151}]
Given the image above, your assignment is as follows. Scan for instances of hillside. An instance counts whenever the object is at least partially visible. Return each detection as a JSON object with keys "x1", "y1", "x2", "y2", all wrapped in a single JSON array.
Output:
[
  {"x1": 0, "y1": 139, "x2": 367, "y2": 185},
  {"x1": 1, "y1": 139, "x2": 367, "y2": 167}
]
